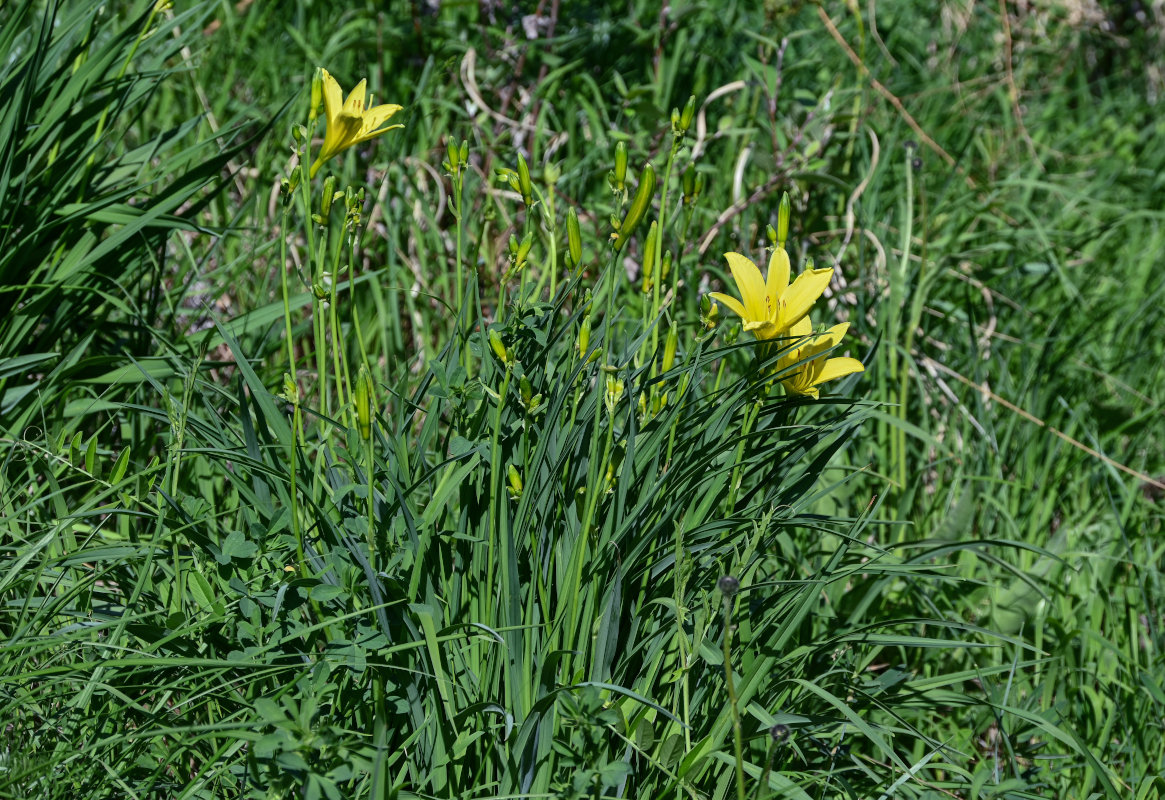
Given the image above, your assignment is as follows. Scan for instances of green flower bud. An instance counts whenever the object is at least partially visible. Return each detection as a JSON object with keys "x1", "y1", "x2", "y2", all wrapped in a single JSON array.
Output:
[
  {"x1": 613, "y1": 162, "x2": 655, "y2": 253},
  {"x1": 516, "y1": 231, "x2": 534, "y2": 268},
  {"x1": 520, "y1": 375, "x2": 533, "y2": 405},
  {"x1": 567, "y1": 206, "x2": 582, "y2": 267},
  {"x1": 281, "y1": 372, "x2": 299, "y2": 405},
  {"x1": 320, "y1": 175, "x2": 337, "y2": 219},
  {"x1": 516, "y1": 152, "x2": 533, "y2": 206},
  {"x1": 661, "y1": 250, "x2": 672, "y2": 283},
  {"x1": 445, "y1": 140, "x2": 459, "y2": 174},
  {"x1": 663, "y1": 326, "x2": 678, "y2": 372},
  {"x1": 354, "y1": 365, "x2": 372, "y2": 440},
  {"x1": 578, "y1": 315, "x2": 592, "y2": 358},
  {"x1": 489, "y1": 329, "x2": 510, "y2": 365},
  {"x1": 766, "y1": 223, "x2": 778, "y2": 248},
  {"x1": 507, "y1": 464, "x2": 523, "y2": 499},
  {"x1": 641, "y1": 220, "x2": 658, "y2": 293},
  {"x1": 459, "y1": 139, "x2": 469, "y2": 168},
  {"x1": 604, "y1": 375, "x2": 625, "y2": 415},
  {"x1": 682, "y1": 162, "x2": 697, "y2": 205},
  {"x1": 614, "y1": 141, "x2": 628, "y2": 192},
  {"x1": 309, "y1": 69, "x2": 323, "y2": 124},
  {"x1": 679, "y1": 95, "x2": 696, "y2": 132},
  {"x1": 778, "y1": 191, "x2": 791, "y2": 248}
]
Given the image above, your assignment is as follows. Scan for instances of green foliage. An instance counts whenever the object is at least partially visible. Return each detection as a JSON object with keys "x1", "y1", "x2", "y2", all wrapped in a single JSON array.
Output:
[{"x1": 2, "y1": 0, "x2": 1163, "y2": 798}]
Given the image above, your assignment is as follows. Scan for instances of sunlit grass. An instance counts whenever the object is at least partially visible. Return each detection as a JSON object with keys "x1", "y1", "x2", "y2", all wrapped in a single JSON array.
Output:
[{"x1": 1, "y1": 0, "x2": 1162, "y2": 798}]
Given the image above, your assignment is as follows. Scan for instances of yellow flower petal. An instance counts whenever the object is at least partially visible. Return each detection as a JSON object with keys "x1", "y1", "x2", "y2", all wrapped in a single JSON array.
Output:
[
  {"x1": 723, "y1": 252, "x2": 769, "y2": 322},
  {"x1": 342, "y1": 79, "x2": 368, "y2": 116},
  {"x1": 786, "y1": 316, "x2": 813, "y2": 340},
  {"x1": 766, "y1": 247, "x2": 790, "y2": 301},
  {"x1": 358, "y1": 103, "x2": 403, "y2": 138},
  {"x1": 778, "y1": 266, "x2": 833, "y2": 330},
  {"x1": 321, "y1": 69, "x2": 342, "y2": 121},
  {"x1": 814, "y1": 356, "x2": 865, "y2": 385},
  {"x1": 708, "y1": 291, "x2": 747, "y2": 321}
]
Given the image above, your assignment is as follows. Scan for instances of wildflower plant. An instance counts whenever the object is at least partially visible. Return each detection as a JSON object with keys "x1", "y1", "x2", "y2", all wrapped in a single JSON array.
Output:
[{"x1": 238, "y1": 61, "x2": 880, "y2": 795}]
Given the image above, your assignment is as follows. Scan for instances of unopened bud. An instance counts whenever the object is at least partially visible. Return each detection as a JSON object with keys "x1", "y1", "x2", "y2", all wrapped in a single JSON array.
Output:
[
  {"x1": 507, "y1": 464, "x2": 523, "y2": 499},
  {"x1": 682, "y1": 162, "x2": 697, "y2": 205},
  {"x1": 613, "y1": 141, "x2": 628, "y2": 192},
  {"x1": 578, "y1": 315, "x2": 591, "y2": 358},
  {"x1": 309, "y1": 70, "x2": 323, "y2": 124},
  {"x1": 320, "y1": 175, "x2": 337, "y2": 219},
  {"x1": 663, "y1": 326, "x2": 678, "y2": 372},
  {"x1": 489, "y1": 329, "x2": 510, "y2": 365},
  {"x1": 604, "y1": 375, "x2": 625, "y2": 414},
  {"x1": 661, "y1": 250, "x2": 672, "y2": 283},
  {"x1": 516, "y1": 231, "x2": 534, "y2": 266},
  {"x1": 354, "y1": 365, "x2": 372, "y2": 440},
  {"x1": 567, "y1": 207, "x2": 582, "y2": 267},
  {"x1": 679, "y1": 95, "x2": 696, "y2": 132},
  {"x1": 777, "y1": 191, "x2": 791, "y2": 248},
  {"x1": 613, "y1": 162, "x2": 655, "y2": 253},
  {"x1": 516, "y1": 152, "x2": 533, "y2": 206},
  {"x1": 281, "y1": 373, "x2": 299, "y2": 405},
  {"x1": 641, "y1": 220, "x2": 658, "y2": 293}
]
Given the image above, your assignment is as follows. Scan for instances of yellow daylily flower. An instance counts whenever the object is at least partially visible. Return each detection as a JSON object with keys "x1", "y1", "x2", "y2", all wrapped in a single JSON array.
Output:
[
  {"x1": 708, "y1": 249, "x2": 833, "y2": 340},
  {"x1": 310, "y1": 69, "x2": 403, "y2": 178},
  {"x1": 777, "y1": 317, "x2": 865, "y2": 399}
]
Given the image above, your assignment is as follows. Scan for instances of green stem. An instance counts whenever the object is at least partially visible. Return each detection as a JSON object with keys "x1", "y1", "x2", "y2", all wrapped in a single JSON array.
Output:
[
  {"x1": 486, "y1": 367, "x2": 513, "y2": 627},
  {"x1": 723, "y1": 592, "x2": 746, "y2": 800}
]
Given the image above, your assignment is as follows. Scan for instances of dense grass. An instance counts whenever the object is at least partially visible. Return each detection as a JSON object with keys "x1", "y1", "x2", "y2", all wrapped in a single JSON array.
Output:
[{"x1": 2, "y1": 0, "x2": 1163, "y2": 797}]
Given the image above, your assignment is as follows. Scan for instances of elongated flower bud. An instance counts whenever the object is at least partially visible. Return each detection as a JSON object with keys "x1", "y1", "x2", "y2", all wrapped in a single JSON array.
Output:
[
  {"x1": 682, "y1": 162, "x2": 697, "y2": 206},
  {"x1": 516, "y1": 152, "x2": 533, "y2": 206},
  {"x1": 613, "y1": 141, "x2": 628, "y2": 192},
  {"x1": 309, "y1": 69, "x2": 323, "y2": 124},
  {"x1": 663, "y1": 326, "x2": 678, "y2": 372},
  {"x1": 354, "y1": 365, "x2": 372, "y2": 440},
  {"x1": 778, "y1": 191, "x2": 791, "y2": 248},
  {"x1": 489, "y1": 329, "x2": 509, "y2": 365},
  {"x1": 679, "y1": 95, "x2": 696, "y2": 133},
  {"x1": 613, "y1": 162, "x2": 655, "y2": 253},
  {"x1": 319, "y1": 175, "x2": 337, "y2": 220},
  {"x1": 567, "y1": 206, "x2": 582, "y2": 267},
  {"x1": 578, "y1": 315, "x2": 591, "y2": 358},
  {"x1": 641, "y1": 220, "x2": 658, "y2": 293},
  {"x1": 445, "y1": 140, "x2": 459, "y2": 175}
]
